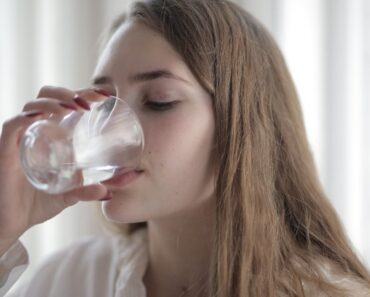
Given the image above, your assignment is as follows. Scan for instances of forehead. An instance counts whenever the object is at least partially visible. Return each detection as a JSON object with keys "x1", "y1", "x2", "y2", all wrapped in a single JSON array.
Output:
[{"x1": 93, "y1": 20, "x2": 193, "y2": 83}]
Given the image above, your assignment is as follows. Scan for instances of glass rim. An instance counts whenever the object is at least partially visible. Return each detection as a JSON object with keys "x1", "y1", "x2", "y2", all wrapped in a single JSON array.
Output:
[{"x1": 90, "y1": 95, "x2": 145, "y2": 153}]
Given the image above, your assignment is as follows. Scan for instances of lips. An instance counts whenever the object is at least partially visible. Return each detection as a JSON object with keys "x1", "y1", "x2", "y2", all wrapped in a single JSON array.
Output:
[{"x1": 101, "y1": 169, "x2": 144, "y2": 187}]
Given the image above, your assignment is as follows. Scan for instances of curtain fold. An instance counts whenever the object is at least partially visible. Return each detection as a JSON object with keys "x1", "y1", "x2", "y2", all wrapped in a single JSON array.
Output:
[{"x1": 1, "y1": 0, "x2": 369, "y2": 292}]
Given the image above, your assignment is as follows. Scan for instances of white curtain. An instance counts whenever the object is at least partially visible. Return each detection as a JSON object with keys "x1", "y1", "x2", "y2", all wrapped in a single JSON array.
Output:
[
  {"x1": 245, "y1": 0, "x2": 370, "y2": 266},
  {"x1": 0, "y1": 0, "x2": 369, "y2": 292}
]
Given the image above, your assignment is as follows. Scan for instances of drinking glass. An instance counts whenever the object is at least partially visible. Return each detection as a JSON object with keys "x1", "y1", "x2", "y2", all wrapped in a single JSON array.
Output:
[{"x1": 19, "y1": 96, "x2": 144, "y2": 194}]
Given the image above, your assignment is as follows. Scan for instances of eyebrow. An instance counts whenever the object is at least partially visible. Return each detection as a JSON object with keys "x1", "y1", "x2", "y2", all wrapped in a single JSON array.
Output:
[{"x1": 91, "y1": 69, "x2": 191, "y2": 86}]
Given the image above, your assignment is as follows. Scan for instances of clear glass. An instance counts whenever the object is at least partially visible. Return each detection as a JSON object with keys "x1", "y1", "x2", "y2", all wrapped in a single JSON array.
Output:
[{"x1": 19, "y1": 96, "x2": 144, "y2": 194}]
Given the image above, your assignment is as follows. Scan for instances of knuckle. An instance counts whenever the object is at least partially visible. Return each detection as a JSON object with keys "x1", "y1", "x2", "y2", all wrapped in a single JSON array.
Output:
[
  {"x1": 2, "y1": 118, "x2": 14, "y2": 130},
  {"x1": 80, "y1": 187, "x2": 90, "y2": 198},
  {"x1": 36, "y1": 85, "x2": 75, "y2": 102},
  {"x1": 22, "y1": 101, "x2": 34, "y2": 111},
  {"x1": 36, "y1": 85, "x2": 55, "y2": 98}
]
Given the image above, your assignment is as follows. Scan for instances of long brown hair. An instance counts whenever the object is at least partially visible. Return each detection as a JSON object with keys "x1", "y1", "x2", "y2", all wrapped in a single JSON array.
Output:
[{"x1": 100, "y1": 0, "x2": 370, "y2": 296}]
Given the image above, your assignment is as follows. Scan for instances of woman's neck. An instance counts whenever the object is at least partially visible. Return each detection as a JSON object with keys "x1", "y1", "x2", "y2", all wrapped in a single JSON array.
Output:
[{"x1": 143, "y1": 197, "x2": 215, "y2": 297}]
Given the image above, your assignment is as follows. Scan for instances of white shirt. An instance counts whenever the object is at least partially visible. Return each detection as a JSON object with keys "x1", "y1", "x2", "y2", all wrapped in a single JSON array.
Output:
[
  {"x1": 0, "y1": 228, "x2": 148, "y2": 297},
  {"x1": 0, "y1": 227, "x2": 369, "y2": 297}
]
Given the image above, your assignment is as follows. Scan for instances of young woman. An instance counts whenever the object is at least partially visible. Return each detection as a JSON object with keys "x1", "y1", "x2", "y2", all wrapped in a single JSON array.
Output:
[{"x1": 0, "y1": 0, "x2": 369, "y2": 296}]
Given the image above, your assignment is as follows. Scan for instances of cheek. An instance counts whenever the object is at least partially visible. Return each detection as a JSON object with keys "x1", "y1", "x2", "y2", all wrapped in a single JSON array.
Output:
[{"x1": 142, "y1": 107, "x2": 215, "y2": 199}]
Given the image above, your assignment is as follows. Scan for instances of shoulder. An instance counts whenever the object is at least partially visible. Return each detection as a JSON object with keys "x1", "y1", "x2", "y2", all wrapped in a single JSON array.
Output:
[
  {"x1": 44, "y1": 234, "x2": 120, "y2": 269},
  {"x1": 302, "y1": 257, "x2": 370, "y2": 297},
  {"x1": 38, "y1": 228, "x2": 148, "y2": 274},
  {"x1": 21, "y1": 229, "x2": 148, "y2": 296}
]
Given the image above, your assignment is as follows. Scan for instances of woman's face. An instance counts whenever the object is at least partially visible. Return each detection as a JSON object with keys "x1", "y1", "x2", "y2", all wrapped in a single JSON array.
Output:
[{"x1": 93, "y1": 20, "x2": 215, "y2": 223}]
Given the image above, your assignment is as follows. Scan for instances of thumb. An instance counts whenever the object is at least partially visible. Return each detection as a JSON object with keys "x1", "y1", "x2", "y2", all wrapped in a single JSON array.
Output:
[{"x1": 62, "y1": 184, "x2": 109, "y2": 205}]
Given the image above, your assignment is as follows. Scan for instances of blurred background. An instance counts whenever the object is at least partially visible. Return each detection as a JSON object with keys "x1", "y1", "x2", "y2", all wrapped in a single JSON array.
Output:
[{"x1": 0, "y1": 0, "x2": 369, "y2": 292}]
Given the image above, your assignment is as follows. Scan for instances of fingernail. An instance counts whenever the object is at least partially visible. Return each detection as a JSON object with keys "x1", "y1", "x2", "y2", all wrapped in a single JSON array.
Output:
[
  {"x1": 59, "y1": 102, "x2": 78, "y2": 110},
  {"x1": 73, "y1": 95, "x2": 90, "y2": 110},
  {"x1": 93, "y1": 88, "x2": 111, "y2": 97},
  {"x1": 99, "y1": 190, "x2": 113, "y2": 201},
  {"x1": 24, "y1": 111, "x2": 44, "y2": 117}
]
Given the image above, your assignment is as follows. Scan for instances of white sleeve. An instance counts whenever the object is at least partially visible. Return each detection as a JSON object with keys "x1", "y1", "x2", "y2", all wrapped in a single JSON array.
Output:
[{"x1": 0, "y1": 240, "x2": 28, "y2": 297}]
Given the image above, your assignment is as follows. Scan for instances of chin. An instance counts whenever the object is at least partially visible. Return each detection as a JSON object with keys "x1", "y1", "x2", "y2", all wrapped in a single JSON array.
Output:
[{"x1": 100, "y1": 198, "x2": 152, "y2": 224}]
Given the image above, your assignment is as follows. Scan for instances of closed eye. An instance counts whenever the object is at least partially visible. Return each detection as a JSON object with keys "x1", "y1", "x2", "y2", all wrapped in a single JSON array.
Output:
[{"x1": 145, "y1": 100, "x2": 179, "y2": 111}]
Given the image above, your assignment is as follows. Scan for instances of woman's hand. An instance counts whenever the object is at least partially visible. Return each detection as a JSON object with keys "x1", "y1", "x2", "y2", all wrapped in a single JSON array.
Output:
[{"x1": 0, "y1": 86, "x2": 110, "y2": 252}]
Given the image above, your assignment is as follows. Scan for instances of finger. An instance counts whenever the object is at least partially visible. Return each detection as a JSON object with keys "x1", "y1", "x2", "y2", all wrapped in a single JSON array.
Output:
[
  {"x1": 0, "y1": 111, "x2": 46, "y2": 155},
  {"x1": 22, "y1": 98, "x2": 79, "y2": 113},
  {"x1": 36, "y1": 85, "x2": 90, "y2": 113},
  {"x1": 36, "y1": 86, "x2": 88, "y2": 111},
  {"x1": 75, "y1": 88, "x2": 112, "y2": 103},
  {"x1": 70, "y1": 88, "x2": 112, "y2": 111},
  {"x1": 37, "y1": 85, "x2": 76, "y2": 101},
  {"x1": 62, "y1": 184, "x2": 109, "y2": 203},
  {"x1": 36, "y1": 86, "x2": 111, "y2": 112},
  {"x1": 37, "y1": 86, "x2": 112, "y2": 102}
]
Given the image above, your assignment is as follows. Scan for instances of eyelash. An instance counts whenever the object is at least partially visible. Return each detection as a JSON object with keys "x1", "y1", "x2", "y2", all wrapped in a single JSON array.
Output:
[{"x1": 144, "y1": 99, "x2": 178, "y2": 111}]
